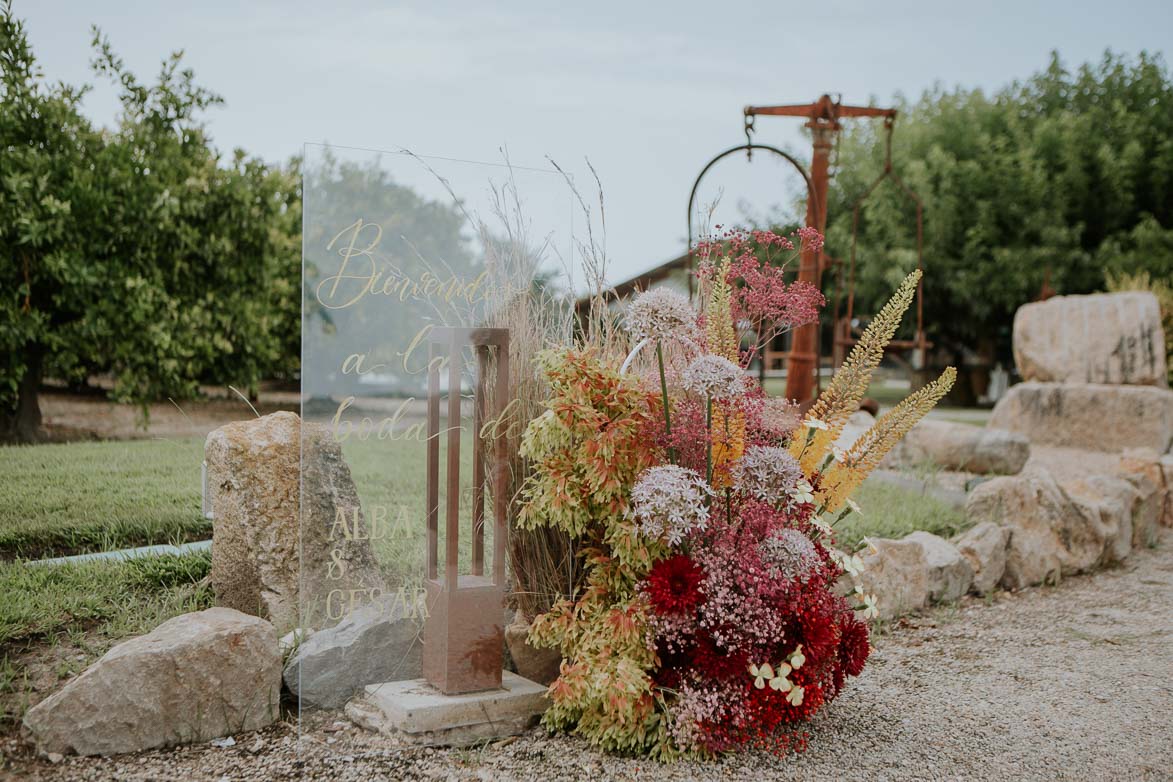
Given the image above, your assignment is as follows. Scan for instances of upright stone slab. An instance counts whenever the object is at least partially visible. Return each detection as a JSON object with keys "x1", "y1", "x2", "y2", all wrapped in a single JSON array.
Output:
[
  {"x1": 988, "y1": 382, "x2": 1173, "y2": 454},
  {"x1": 1012, "y1": 291, "x2": 1167, "y2": 386},
  {"x1": 206, "y1": 411, "x2": 385, "y2": 633},
  {"x1": 953, "y1": 522, "x2": 1008, "y2": 595},
  {"x1": 23, "y1": 608, "x2": 280, "y2": 757}
]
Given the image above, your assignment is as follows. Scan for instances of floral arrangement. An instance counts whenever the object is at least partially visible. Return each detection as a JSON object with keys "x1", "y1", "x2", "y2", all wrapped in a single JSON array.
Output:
[{"x1": 517, "y1": 228, "x2": 955, "y2": 759}]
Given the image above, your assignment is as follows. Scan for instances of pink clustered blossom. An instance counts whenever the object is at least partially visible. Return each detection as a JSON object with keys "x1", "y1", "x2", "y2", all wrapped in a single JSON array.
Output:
[
  {"x1": 693, "y1": 227, "x2": 827, "y2": 360},
  {"x1": 756, "y1": 397, "x2": 803, "y2": 439}
]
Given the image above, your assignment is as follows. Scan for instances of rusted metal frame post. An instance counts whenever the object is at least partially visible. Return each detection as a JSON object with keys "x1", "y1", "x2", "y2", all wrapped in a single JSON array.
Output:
[
  {"x1": 426, "y1": 343, "x2": 440, "y2": 581},
  {"x1": 444, "y1": 332, "x2": 461, "y2": 593},
  {"x1": 491, "y1": 334, "x2": 509, "y2": 589},
  {"x1": 422, "y1": 326, "x2": 511, "y2": 694}
]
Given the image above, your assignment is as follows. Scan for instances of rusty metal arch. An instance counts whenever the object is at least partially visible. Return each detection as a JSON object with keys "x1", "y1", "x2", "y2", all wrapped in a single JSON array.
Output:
[
  {"x1": 686, "y1": 143, "x2": 819, "y2": 262},
  {"x1": 685, "y1": 141, "x2": 822, "y2": 388}
]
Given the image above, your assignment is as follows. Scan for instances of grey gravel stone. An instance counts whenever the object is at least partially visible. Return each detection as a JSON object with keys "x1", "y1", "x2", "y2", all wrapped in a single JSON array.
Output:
[{"x1": 284, "y1": 595, "x2": 423, "y2": 709}]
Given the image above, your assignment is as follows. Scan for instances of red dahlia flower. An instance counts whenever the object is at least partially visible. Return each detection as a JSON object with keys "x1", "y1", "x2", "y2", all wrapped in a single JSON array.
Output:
[
  {"x1": 838, "y1": 613, "x2": 871, "y2": 678},
  {"x1": 646, "y1": 554, "x2": 705, "y2": 615}
]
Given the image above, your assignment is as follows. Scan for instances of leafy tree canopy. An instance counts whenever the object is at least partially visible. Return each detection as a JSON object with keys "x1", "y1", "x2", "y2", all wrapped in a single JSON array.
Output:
[
  {"x1": 822, "y1": 50, "x2": 1173, "y2": 368},
  {"x1": 0, "y1": 2, "x2": 298, "y2": 441}
]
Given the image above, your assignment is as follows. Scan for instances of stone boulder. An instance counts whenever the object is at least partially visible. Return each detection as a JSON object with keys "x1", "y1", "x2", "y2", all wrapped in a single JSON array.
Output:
[
  {"x1": 988, "y1": 382, "x2": 1173, "y2": 454},
  {"x1": 965, "y1": 466, "x2": 1132, "y2": 590},
  {"x1": 284, "y1": 593, "x2": 423, "y2": 709},
  {"x1": 1119, "y1": 448, "x2": 1172, "y2": 530},
  {"x1": 1012, "y1": 291, "x2": 1167, "y2": 386},
  {"x1": 1163, "y1": 454, "x2": 1173, "y2": 526},
  {"x1": 854, "y1": 538, "x2": 929, "y2": 621},
  {"x1": 886, "y1": 419, "x2": 1029, "y2": 475},
  {"x1": 953, "y1": 522, "x2": 1008, "y2": 595},
  {"x1": 1059, "y1": 474, "x2": 1136, "y2": 566},
  {"x1": 205, "y1": 412, "x2": 386, "y2": 633},
  {"x1": 903, "y1": 531, "x2": 973, "y2": 603},
  {"x1": 23, "y1": 608, "x2": 280, "y2": 757}
]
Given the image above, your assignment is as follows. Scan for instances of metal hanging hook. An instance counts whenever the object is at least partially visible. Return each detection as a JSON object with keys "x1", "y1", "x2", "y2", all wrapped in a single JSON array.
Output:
[{"x1": 744, "y1": 112, "x2": 756, "y2": 160}]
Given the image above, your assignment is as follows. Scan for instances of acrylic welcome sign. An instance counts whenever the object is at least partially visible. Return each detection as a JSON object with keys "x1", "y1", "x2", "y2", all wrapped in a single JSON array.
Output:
[{"x1": 295, "y1": 144, "x2": 576, "y2": 738}]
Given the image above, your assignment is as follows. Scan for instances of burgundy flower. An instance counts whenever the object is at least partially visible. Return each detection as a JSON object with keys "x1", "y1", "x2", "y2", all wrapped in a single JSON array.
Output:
[
  {"x1": 645, "y1": 554, "x2": 705, "y2": 616},
  {"x1": 838, "y1": 613, "x2": 871, "y2": 678}
]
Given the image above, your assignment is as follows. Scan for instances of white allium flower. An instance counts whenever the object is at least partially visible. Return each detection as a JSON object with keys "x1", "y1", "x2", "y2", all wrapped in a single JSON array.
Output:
[
  {"x1": 758, "y1": 528, "x2": 819, "y2": 582},
  {"x1": 630, "y1": 465, "x2": 711, "y2": 546},
  {"x1": 681, "y1": 354, "x2": 743, "y2": 400},
  {"x1": 733, "y1": 445, "x2": 802, "y2": 505},
  {"x1": 845, "y1": 498, "x2": 863, "y2": 516},
  {"x1": 626, "y1": 287, "x2": 697, "y2": 343}
]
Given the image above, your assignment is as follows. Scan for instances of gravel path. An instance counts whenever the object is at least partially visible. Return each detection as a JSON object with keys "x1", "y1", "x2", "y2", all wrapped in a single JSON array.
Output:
[{"x1": 9, "y1": 534, "x2": 1172, "y2": 782}]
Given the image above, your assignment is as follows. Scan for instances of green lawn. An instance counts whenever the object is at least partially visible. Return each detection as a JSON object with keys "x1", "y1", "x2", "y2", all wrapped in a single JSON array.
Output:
[
  {"x1": 832, "y1": 478, "x2": 971, "y2": 553},
  {"x1": 0, "y1": 552, "x2": 212, "y2": 648},
  {"x1": 0, "y1": 438, "x2": 210, "y2": 560}
]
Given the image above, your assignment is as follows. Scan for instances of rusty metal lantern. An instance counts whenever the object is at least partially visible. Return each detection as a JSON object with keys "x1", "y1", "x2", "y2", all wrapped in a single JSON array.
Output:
[{"x1": 422, "y1": 326, "x2": 510, "y2": 695}]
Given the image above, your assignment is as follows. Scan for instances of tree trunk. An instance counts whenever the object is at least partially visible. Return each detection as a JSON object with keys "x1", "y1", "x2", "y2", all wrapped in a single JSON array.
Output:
[{"x1": 1, "y1": 347, "x2": 44, "y2": 444}]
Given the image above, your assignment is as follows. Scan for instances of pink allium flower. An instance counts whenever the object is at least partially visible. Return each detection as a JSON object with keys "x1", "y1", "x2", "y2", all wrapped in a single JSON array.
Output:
[
  {"x1": 733, "y1": 445, "x2": 802, "y2": 505},
  {"x1": 682, "y1": 354, "x2": 743, "y2": 400},
  {"x1": 630, "y1": 465, "x2": 711, "y2": 546},
  {"x1": 796, "y1": 226, "x2": 824, "y2": 253},
  {"x1": 626, "y1": 287, "x2": 698, "y2": 343},
  {"x1": 759, "y1": 528, "x2": 819, "y2": 582},
  {"x1": 757, "y1": 397, "x2": 803, "y2": 439}
]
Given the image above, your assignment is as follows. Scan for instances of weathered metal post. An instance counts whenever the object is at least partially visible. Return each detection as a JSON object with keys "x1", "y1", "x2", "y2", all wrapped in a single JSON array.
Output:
[
  {"x1": 423, "y1": 326, "x2": 510, "y2": 694},
  {"x1": 741, "y1": 95, "x2": 900, "y2": 403}
]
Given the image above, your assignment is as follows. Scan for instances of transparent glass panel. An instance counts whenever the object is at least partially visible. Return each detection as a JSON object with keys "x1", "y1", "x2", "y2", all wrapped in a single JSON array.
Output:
[{"x1": 295, "y1": 145, "x2": 576, "y2": 738}]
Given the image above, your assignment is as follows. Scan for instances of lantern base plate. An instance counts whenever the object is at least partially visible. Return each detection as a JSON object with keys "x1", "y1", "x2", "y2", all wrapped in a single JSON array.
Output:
[{"x1": 345, "y1": 671, "x2": 547, "y2": 747}]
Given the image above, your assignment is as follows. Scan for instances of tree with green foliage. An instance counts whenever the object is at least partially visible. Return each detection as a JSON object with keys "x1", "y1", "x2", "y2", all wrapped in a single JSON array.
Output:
[
  {"x1": 0, "y1": 3, "x2": 299, "y2": 442},
  {"x1": 822, "y1": 51, "x2": 1173, "y2": 388}
]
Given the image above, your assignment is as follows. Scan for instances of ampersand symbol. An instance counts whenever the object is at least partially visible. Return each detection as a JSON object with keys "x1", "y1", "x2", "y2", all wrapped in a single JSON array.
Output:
[{"x1": 327, "y1": 548, "x2": 347, "y2": 581}]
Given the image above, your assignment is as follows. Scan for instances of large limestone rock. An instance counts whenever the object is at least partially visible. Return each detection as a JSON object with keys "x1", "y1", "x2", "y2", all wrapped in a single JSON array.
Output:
[
  {"x1": 285, "y1": 593, "x2": 423, "y2": 709},
  {"x1": 206, "y1": 412, "x2": 386, "y2": 633},
  {"x1": 23, "y1": 608, "x2": 280, "y2": 757},
  {"x1": 1012, "y1": 291, "x2": 1167, "y2": 386},
  {"x1": 854, "y1": 538, "x2": 928, "y2": 621},
  {"x1": 1060, "y1": 475, "x2": 1136, "y2": 566},
  {"x1": 903, "y1": 531, "x2": 973, "y2": 603},
  {"x1": 886, "y1": 419, "x2": 1029, "y2": 474},
  {"x1": 965, "y1": 467, "x2": 1133, "y2": 590},
  {"x1": 953, "y1": 522, "x2": 1008, "y2": 595},
  {"x1": 988, "y1": 382, "x2": 1173, "y2": 454}
]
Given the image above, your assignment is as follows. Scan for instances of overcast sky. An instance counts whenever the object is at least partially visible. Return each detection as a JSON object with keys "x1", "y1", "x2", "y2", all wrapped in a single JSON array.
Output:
[{"x1": 21, "y1": 0, "x2": 1172, "y2": 284}]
